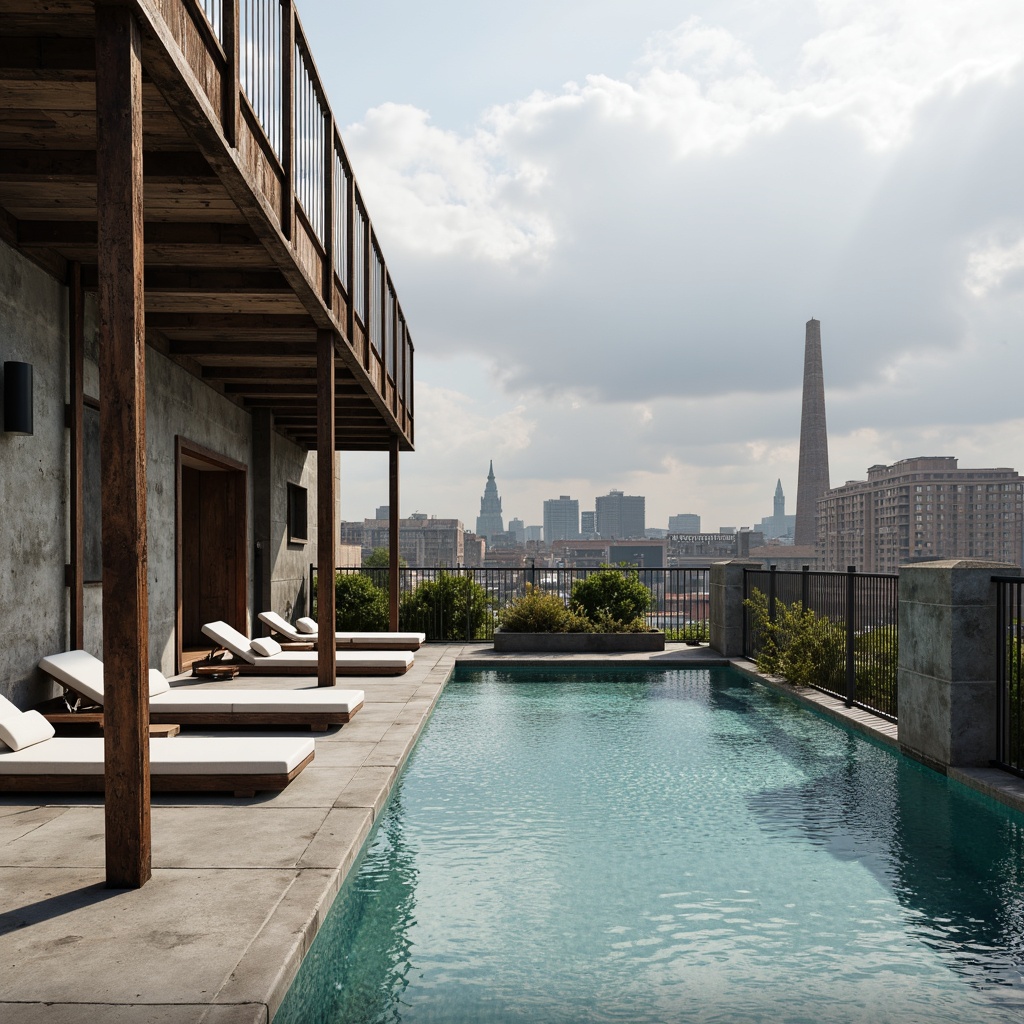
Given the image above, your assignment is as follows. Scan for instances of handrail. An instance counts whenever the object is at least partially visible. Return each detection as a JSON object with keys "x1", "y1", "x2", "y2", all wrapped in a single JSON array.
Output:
[{"x1": 183, "y1": 0, "x2": 414, "y2": 433}]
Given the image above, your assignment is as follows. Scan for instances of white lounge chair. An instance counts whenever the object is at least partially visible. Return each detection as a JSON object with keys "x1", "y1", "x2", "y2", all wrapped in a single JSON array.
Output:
[
  {"x1": 39, "y1": 651, "x2": 364, "y2": 731},
  {"x1": 0, "y1": 694, "x2": 313, "y2": 797},
  {"x1": 258, "y1": 610, "x2": 425, "y2": 650},
  {"x1": 202, "y1": 621, "x2": 413, "y2": 676}
]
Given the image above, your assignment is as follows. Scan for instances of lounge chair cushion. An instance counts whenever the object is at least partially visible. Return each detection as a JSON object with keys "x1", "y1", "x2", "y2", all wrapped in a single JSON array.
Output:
[
  {"x1": 250, "y1": 636, "x2": 282, "y2": 658},
  {"x1": 0, "y1": 710, "x2": 56, "y2": 751},
  {"x1": 40, "y1": 651, "x2": 170, "y2": 705},
  {"x1": 148, "y1": 669, "x2": 171, "y2": 696},
  {"x1": 202, "y1": 621, "x2": 256, "y2": 663},
  {"x1": 0, "y1": 735, "x2": 314, "y2": 776},
  {"x1": 296, "y1": 616, "x2": 317, "y2": 634}
]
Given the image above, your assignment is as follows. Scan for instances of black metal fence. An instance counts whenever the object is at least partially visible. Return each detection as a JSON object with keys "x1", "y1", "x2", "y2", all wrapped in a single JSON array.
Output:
[
  {"x1": 743, "y1": 565, "x2": 899, "y2": 721},
  {"x1": 995, "y1": 575, "x2": 1024, "y2": 776},
  {"x1": 311, "y1": 565, "x2": 710, "y2": 643}
]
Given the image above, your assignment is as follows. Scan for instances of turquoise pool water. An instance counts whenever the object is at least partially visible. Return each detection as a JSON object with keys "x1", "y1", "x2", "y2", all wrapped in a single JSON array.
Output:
[{"x1": 277, "y1": 666, "x2": 1024, "y2": 1023}]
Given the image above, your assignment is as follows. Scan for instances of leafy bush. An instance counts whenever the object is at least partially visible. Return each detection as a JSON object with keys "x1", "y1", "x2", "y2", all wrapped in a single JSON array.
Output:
[
  {"x1": 570, "y1": 568, "x2": 653, "y2": 630},
  {"x1": 498, "y1": 585, "x2": 592, "y2": 633},
  {"x1": 744, "y1": 588, "x2": 844, "y2": 689},
  {"x1": 400, "y1": 572, "x2": 492, "y2": 641},
  {"x1": 333, "y1": 572, "x2": 389, "y2": 632}
]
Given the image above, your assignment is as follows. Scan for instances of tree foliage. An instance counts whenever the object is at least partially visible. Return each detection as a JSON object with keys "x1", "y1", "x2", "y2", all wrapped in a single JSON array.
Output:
[
  {"x1": 569, "y1": 568, "x2": 652, "y2": 631},
  {"x1": 400, "y1": 572, "x2": 492, "y2": 641},
  {"x1": 333, "y1": 572, "x2": 389, "y2": 632}
]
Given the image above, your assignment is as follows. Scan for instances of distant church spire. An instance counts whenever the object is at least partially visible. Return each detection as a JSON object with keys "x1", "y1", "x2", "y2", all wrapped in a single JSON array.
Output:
[
  {"x1": 476, "y1": 461, "x2": 504, "y2": 540},
  {"x1": 774, "y1": 479, "x2": 785, "y2": 520},
  {"x1": 794, "y1": 319, "x2": 831, "y2": 547}
]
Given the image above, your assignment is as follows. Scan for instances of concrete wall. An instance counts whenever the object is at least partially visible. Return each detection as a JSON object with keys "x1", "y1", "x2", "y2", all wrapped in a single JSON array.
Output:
[
  {"x1": 0, "y1": 243, "x2": 69, "y2": 707},
  {"x1": 0, "y1": 237, "x2": 318, "y2": 702}
]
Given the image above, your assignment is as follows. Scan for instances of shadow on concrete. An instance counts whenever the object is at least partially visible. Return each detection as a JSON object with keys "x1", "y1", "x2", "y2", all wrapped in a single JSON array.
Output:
[{"x1": 0, "y1": 883, "x2": 120, "y2": 936}]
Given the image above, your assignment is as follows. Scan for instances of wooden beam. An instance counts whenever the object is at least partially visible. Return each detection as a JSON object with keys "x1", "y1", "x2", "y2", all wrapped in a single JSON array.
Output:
[
  {"x1": 222, "y1": 0, "x2": 240, "y2": 148},
  {"x1": 95, "y1": 3, "x2": 150, "y2": 890},
  {"x1": 389, "y1": 435, "x2": 399, "y2": 631},
  {"x1": 316, "y1": 328, "x2": 336, "y2": 688},
  {"x1": 150, "y1": 311, "x2": 314, "y2": 331},
  {"x1": 167, "y1": 340, "x2": 316, "y2": 358},
  {"x1": 68, "y1": 261, "x2": 84, "y2": 650},
  {"x1": 0, "y1": 150, "x2": 215, "y2": 183}
]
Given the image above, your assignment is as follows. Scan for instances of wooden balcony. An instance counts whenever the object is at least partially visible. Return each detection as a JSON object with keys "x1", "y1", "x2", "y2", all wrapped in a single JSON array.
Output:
[{"x1": 0, "y1": 0, "x2": 414, "y2": 451}]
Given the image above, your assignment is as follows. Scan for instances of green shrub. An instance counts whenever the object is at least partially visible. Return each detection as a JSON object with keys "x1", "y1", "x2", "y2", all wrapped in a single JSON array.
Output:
[
  {"x1": 570, "y1": 568, "x2": 653, "y2": 629},
  {"x1": 333, "y1": 572, "x2": 389, "y2": 632},
  {"x1": 744, "y1": 588, "x2": 844, "y2": 689},
  {"x1": 400, "y1": 572, "x2": 493, "y2": 641},
  {"x1": 498, "y1": 585, "x2": 592, "y2": 633}
]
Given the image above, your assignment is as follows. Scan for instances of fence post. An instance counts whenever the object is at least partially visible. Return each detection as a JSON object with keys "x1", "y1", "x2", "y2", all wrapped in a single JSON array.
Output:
[
  {"x1": 845, "y1": 565, "x2": 856, "y2": 708},
  {"x1": 710, "y1": 559, "x2": 762, "y2": 657},
  {"x1": 768, "y1": 565, "x2": 777, "y2": 625},
  {"x1": 801, "y1": 564, "x2": 809, "y2": 613},
  {"x1": 465, "y1": 568, "x2": 472, "y2": 642}
]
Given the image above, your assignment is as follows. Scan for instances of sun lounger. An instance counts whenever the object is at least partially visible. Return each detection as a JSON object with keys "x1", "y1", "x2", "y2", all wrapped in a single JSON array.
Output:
[
  {"x1": 258, "y1": 610, "x2": 425, "y2": 651},
  {"x1": 0, "y1": 694, "x2": 313, "y2": 796},
  {"x1": 203, "y1": 621, "x2": 413, "y2": 676},
  {"x1": 38, "y1": 651, "x2": 364, "y2": 730}
]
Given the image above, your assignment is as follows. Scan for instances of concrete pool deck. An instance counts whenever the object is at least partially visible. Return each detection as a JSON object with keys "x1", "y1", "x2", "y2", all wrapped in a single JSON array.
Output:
[{"x1": 3, "y1": 644, "x2": 1024, "y2": 1022}]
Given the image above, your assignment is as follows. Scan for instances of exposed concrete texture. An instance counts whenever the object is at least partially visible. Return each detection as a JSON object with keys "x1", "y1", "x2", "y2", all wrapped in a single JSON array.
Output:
[
  {"x1": 898, "y1": 559, "x2": 1018, "y2": 768},
  {"x1": 709, "y1": 559, "x2": 761, "y2": 657},
  {"x1": 794, "y1": 318, "x2": 830, "y2": 547},
  {"x1": 0, "y1": 239, "x2": 69, "y2": 707},
  {"x1": 0, "y1": 236, "x2": 319, "y2": 696}
]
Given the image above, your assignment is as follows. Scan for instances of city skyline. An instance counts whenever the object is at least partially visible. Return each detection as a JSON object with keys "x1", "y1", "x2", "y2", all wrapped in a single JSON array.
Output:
[{"x1": 301, "y1": 0, "x2": 1024, "y2": 529}]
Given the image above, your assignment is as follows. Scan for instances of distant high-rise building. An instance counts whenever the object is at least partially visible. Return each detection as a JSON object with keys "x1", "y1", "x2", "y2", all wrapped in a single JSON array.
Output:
[
  {"x1": 668, "y1": 513, "x2": 701, "y2": 533},
  {"x1": 543, "y1": 495, "x2": 580, "y2": 542},
  {"x1": 475, "y1": 461, "x2": 505, "y2": 540},
  {"x1": 818, "y1": 456, "x2": 1024, "y2": 572},
  {"x1": 341, "y1": 517, "x2": 466, "y2": 566},
  {"x1": 596, "y1": 489, "x2": 645, "y2": 539},
  {"x1": 756, "y1": 480, "x2": 795, "y2": 542},
  {"x1": 524, "y1": 525, "x2": 543, "y2": 543},
  {"x1": 508, "y1": 517, "x2": 525, "y2": 544},
  {"x1": 581, "y1": 511, "x2": 597, "y2": 538},
  {"x1": 375, "y1": 505, "x2": 390, "y2": 520},
  {"x1": 795, "y1": 319, "x2": 831, "y2": 547}
]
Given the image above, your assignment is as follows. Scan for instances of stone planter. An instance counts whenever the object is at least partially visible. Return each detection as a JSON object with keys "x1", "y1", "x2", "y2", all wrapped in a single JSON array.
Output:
[{"x1": 492, "y1": 630, "x2": 666, "y2": 653}]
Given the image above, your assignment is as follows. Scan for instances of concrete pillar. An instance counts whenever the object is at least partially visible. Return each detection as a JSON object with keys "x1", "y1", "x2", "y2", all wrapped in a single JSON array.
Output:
[
  {"x1": 709, "y1": 559, "x2": 762, "y2": 657},
  {"x1": 898, "y1": 559, "x2": 1019, "y2": 770}
]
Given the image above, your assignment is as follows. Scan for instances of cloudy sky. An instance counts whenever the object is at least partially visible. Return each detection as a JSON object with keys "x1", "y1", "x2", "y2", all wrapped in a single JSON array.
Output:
[{"x1": 298, "y1": 0, "x2": 1024, "y2": 533}]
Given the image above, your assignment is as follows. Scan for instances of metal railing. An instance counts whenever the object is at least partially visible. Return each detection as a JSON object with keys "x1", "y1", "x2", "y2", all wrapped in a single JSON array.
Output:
[
  {"x1": 743, "y1": 565, "x2": 899, "y2": 721},
  {"x1": 186, "y1": 0, "x2": 414, "y2": 430},
  {"x1": 311, "y1": 565, "x2": 711, "y2": 643},
  {"x1": 995, "y1": 575, "x2": 1024, "y2": 776}
]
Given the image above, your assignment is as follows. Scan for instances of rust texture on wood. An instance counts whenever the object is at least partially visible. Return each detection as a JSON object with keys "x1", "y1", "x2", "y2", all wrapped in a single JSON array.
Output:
[
  {"x1": 316, "y1": 328, "x2": 336, "y2": 687},
  {"x1": 95, "y1": 2, "x2": 151, "y2": 890}
]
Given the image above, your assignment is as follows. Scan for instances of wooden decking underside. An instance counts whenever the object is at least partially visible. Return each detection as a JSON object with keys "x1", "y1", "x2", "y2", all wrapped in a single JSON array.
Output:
[{"x1": 0, "y1": 0, "x2": 413, "y2": 452}]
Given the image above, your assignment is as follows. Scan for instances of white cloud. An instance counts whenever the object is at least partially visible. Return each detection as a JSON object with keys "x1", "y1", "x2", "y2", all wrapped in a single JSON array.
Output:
[{"x1": 332, "y1": 1, "x2": 1024, "y2": 529}]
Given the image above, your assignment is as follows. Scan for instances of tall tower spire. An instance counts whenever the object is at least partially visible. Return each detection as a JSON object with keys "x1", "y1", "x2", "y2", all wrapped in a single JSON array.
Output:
[
  {"x1": 794, "y1": 319, "x2": 830, "y2": 548},
  {"x1": 774, "y1": 479, "x2": 785, "y2": 520},
  {"x1": 476, "y1": 461, "x2": 504, "y2": 541}
]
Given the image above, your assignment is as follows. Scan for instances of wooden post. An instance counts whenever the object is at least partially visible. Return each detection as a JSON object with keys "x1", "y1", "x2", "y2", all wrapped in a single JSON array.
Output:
[
  {"x1": 95, "y1": 4, "x2": 151, "y2": 889},
  {"x1": 322, "y1": 114, "x2": 334, "y2": 303},
  {"x1": 316, "y1": 329, "x2": 336, "y2": 687},
  {"x1": 389, "y1": 435, "x2": 400, "y2": 631},
  {"x1": 280, "y1": 0, "x2": 295, "y2": 241},
  {"x1": 68, "y1": 261, "x2": 84, "y2": 651},
  {"x1": 222, "y1": 0, "x2": 240, "y2": 147}
]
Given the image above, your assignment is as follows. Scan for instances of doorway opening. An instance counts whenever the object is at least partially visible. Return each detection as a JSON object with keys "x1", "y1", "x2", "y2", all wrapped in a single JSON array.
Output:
[{"x1": 176, "y1": 438, "x2": 247, "y2": 673}]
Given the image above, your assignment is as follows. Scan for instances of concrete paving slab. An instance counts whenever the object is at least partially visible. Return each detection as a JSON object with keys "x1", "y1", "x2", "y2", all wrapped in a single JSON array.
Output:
[
  {"x1": 0, "y1": 868, "x2": 299, "y2": 1004},
  {"x1": 251, "y1": 765, "x2": 358, "y2": 808},
  {"x1": 333, "y1": 765, "x2": 398, "y2": 815},
  {"x1": 0, "y1": 1003, "x2": 266, "y2": 1024}
]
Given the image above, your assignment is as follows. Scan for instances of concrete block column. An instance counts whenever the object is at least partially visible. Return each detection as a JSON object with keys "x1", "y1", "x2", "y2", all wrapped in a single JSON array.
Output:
[
  {"x1": 898, "y1": 559, "x2": 1019, "y2": 770},
  {"x1": 709, "y1": 559, "x2": 762, "y2": 657}
]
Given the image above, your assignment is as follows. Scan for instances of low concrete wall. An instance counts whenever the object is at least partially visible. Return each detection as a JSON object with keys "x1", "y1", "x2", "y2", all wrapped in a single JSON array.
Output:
[
  {"x1": 709, "y1": 560, "x2": 761, "y2": 657},
  {"x1": 493, "y1": 631, "x2": 665, "y2": 653},
  {"x1": 898, "y1": 559, "x2": 1018, "y2": 769}
]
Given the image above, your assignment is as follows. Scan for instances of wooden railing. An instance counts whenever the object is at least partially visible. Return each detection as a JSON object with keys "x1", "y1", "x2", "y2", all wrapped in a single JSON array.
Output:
[{"x1": 156, "y1": 0, "x2": 414, "y2": 440}]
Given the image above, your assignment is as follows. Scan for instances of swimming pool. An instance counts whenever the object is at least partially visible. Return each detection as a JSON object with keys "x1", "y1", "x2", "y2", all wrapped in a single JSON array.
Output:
[{"x1": 277, "y1": 666, "x2": 1024, "y2": 1023}]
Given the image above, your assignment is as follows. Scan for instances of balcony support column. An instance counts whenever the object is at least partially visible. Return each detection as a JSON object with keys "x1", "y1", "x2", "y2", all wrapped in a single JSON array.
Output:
[
  {"x1": 95, "y1": 2, "x2": 150, "y2": 889},
  {"x1": 389, "y1": 435, "x2": 400, "y2": 631},
  {"x1": 316, "y1": 329, "x2": 336, "y2": 687}
]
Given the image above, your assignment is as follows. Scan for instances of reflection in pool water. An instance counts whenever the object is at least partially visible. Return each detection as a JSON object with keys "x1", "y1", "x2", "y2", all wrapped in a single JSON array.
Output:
[{"x1": 277, "y1": 667, "x2": 1024, "y2": 1023}]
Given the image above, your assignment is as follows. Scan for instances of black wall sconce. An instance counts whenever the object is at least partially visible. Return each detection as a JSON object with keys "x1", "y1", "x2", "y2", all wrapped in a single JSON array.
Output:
[{"x1": 3, "y1": 361, "x2": 34, "y2": 435}]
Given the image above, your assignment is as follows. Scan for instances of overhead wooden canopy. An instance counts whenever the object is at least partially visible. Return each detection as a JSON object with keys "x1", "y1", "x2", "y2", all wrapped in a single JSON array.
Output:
[{"x1": 0, "y1": 0, "x2": 414, "y2": 452}]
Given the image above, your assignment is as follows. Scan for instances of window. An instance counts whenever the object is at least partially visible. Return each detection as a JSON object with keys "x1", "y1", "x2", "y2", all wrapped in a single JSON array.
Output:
[{"x1": 287, "y1": 482, "x2": 308, "y2": 544}]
